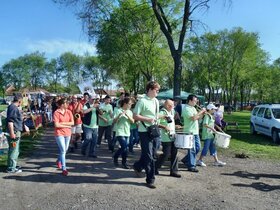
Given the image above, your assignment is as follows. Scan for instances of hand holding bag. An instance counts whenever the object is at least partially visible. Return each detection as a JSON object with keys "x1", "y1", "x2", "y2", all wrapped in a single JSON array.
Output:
[
  {"x1": 141, "y1": 100, "x2": 160, "y2": 139},
  {"x1": 146, "y1": 124, "x2": 160, "y2": 138}
]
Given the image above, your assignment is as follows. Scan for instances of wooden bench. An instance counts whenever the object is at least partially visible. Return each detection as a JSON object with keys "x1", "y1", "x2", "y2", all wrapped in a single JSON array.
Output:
[{"x1": 225, "y1": 121, "x2": 241, "y2": 133}]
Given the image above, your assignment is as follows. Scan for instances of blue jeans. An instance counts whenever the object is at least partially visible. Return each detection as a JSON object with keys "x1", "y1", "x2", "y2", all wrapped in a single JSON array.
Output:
[
  {"x1": 133, "y1": 132, "x2": 157, "y2": 184},
  {"x1": 129, "y1": 128, "x2": 139, "y2": 152},
  {"x1": 155, "y1": 137, "x2": 161, "y2": 151},
  {"x1": 201, "y1": 138, "x2": 217, "y2": 157},
  {"x1": 55, "y1": 136, "x2": 71, "y2": 170},
  {"x1": 114, "y1": 136, "x2": 129, "y2": 164},
  {"x1": 184, "y1": 134, "x2": 201, "y2": 169},
  {"x1": 82, "y1": 127, "x2": 98, "y2": 156}
]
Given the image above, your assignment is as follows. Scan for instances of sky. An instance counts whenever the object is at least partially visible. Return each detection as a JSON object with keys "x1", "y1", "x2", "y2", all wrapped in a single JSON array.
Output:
[
  {"x1": 0, "y1": 0, "x2": 95, "y2": 66},
  {"x1": 0, "y1": 0, "x2": 280, "y2": 67}
]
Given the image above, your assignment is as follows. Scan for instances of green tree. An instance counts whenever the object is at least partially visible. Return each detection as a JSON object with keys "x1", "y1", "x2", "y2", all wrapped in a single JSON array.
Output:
[
  {"x1": 45, "y1": 58, "x2": 64, "y2": 93},
  {"x1": 83, "y1": 55, "x2": 111, "y2": 90},
  {"x1": 22, "y1": 52, "x2": 46, "y2": 89},
  {"x1": 0, "y1": 73, "x2": 6, "y2": 98},
  {"x1": 2, "y1": 57, "x2": 28, "y2": 90},
  {"x1": 184, "y1": 28, "x2": 268, "y2": 107},
  {"x1": 96, "y1": 0, "x2": 171, "y2": 93},
  {"x1": 53, "y1": 0, "x2": 229, "y2": 96},
  {"x1": 57, "y1": 52, "x2": 82, "y2": 93}
]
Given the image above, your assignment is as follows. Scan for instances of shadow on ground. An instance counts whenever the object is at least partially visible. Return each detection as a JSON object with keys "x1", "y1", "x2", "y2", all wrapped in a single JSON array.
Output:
[
  {"x1": 222, "y1": 170, "x2": 280, "y2": 192},
  {"x1": 1, "y1": 126, "x2": 147, "y2": 187}
]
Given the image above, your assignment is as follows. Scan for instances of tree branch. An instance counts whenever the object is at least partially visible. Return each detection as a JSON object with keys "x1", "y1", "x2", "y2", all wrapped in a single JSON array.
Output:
[{"x1": 151, "y1": 0, "x2": 176, "y2": 56}]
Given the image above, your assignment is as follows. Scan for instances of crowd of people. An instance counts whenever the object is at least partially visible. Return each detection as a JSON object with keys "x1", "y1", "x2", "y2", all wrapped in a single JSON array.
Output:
[{"x1": 5, "y1": 81, "x2": 227, "y2": 189}]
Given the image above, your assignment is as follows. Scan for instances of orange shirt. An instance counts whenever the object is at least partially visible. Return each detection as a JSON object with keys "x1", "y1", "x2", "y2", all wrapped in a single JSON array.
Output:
[
  {"x1": 53, "y1": 109, "x2": 74, "y2": 136},
  {"x1": 68, "y1": 102, "x2": 83, "y2": 125}
]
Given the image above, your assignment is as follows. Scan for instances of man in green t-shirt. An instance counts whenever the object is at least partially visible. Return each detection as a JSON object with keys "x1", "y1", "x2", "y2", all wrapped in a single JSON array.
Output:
[
  {"x1": 97, "y1": 95, "x2": 114, "y2": 151},
  {"x1": 133, "y1": 81, "x2": 160, "y2": 189},
  {"x1": 81, "y1": 97, "x2": 99, "y2": 158},
  {"x1": 181, "y1": 94, "x2": 206, "y2": 172},
  {"x1": 155, "y1": 99, "x2": 181, "y2": 178}
]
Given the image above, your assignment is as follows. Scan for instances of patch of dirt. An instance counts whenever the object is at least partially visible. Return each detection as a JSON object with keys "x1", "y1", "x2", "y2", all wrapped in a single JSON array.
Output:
[{"x1": 0, "y1": 127, "x2": 279, "y2": 210}]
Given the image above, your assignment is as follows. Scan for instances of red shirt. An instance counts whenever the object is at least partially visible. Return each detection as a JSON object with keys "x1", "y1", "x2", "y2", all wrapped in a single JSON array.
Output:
[
  {"x1": 53, "y1": 109, "x2": 74, "y2": 136},
  {"x1": 80, "y1": 99, "x2": 88, "y2": 106},
  {"x1": 68, "y1": 102, "x2": 83, "y2": 125}
]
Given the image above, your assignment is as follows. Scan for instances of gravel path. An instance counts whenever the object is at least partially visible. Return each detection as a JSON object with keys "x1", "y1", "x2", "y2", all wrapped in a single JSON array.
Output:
[{"x1": 0, "y1": 127, "x2": 280, "y2": 210}]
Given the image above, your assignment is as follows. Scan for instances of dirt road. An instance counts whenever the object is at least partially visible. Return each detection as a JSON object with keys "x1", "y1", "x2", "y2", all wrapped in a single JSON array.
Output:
[{"x1": 0, "y1": 127, "x2": 279, "y2": 210}]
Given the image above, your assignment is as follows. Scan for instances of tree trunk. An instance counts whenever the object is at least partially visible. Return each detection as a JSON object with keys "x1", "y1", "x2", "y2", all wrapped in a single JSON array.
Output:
[{"x1": 173, "y1": 53, "x2": 182, "y2": 97}]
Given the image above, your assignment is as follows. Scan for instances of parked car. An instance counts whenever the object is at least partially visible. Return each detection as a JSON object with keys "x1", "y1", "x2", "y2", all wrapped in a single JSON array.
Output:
[{"x1": 250, "y1": 104, "x2": 280, "y2": 143}]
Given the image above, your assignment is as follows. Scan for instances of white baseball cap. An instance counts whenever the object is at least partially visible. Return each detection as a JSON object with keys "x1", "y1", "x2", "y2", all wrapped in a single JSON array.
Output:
[{"x1": 206, "y1": 104, "x2": 218, "y2": 110}]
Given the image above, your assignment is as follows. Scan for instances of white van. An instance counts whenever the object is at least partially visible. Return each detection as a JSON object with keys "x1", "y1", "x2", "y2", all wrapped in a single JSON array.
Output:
[{"x1": 250, "y1": 104, "x2": 280, "y2": 143}]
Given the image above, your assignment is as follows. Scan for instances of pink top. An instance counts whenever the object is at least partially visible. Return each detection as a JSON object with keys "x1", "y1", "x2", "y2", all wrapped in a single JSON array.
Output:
[{"x1": 53, "y1": 109, "x2": 74, "y2": 136}]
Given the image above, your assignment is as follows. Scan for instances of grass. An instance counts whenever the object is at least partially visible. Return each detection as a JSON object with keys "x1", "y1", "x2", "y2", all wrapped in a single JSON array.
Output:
[
  {"x1": 0, "y1": 105, "x2": 8, "y2": 112},
  {"x1": 0, "y1": 104, "x2": 41, "y2": 168},
  {"x1": 1, "y1": 110, "x2": 280, "y2": 169},
  {"x1": 219, "y1": 111, "x2": 280, "y2": 161},
  {"x1": 0, "y1": 129, "x2": 42, "y2": 169}
]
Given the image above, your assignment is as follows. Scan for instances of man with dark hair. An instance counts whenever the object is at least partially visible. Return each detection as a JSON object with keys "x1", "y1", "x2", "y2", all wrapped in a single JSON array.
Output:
[
  {"x1": 97, "y1": 95, "x2": 113, "y2": 151},
  {"x1": 133, "y1": 81, "x2": 160, "y2": 189},
  {"x1": 81, "y1": 96, "x2": 99, "y2": 157},
  {"x1": 181, "y1": 94, "x2": 206, "y2": 172},
  {"x1": 81, "y1": 92, "x2": 90, "y2": 106},
  {"x1": 6, "y1": 96, "x2": 23, "y2": 173}
]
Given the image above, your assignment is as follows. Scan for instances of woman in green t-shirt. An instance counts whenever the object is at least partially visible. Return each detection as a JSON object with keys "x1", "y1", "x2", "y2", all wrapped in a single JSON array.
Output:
[
  {"x1": 113, "y1": 97, "x2": 134, "y2": 169},
  {"x1": 197, "y1": 104, "x2": 226, "y2": 167}
]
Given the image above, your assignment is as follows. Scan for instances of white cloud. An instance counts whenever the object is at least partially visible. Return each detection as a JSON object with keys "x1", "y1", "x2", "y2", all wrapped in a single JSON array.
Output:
[{"x1": 25, "y1": 39, "x2": 96, "y2": 57}]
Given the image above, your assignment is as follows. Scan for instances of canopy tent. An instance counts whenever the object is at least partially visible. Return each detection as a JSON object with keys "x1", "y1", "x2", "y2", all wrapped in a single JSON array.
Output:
[{"x1": 157, "y1": 89, "x2": 205, "y2": 104}]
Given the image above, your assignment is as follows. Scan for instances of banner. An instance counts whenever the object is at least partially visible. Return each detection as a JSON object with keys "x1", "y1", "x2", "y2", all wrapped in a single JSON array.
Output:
[{"x1": 77, "y1": 80, "x2": 96, "y2": 96}]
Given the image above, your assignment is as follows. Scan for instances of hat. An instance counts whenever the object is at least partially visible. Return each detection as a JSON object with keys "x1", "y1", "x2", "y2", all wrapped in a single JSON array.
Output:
[{"x1": 206, "y1": 104, "x2": 218, "y2": 110}]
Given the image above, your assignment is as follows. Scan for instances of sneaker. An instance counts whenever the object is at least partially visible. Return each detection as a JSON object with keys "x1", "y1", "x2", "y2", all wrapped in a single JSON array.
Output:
[
  {"x1": 146, "y1": 183, "x2": 156, "y2": 189},
  {"x1": 105, "y1": 139, "x2": 108, "y2": 143},
  {"x1": 62, "y1": 170, "x2": 68, "y2": 176},
  {"x1": 170, "y1": 173, "x2": 181, "y2": 178},
  {"x1": 197, "y1": 160, "x2": 207, "y2": 167},
  {"x1": 56, "y1": 160, "x2": 62, "y2": 169},
  {"x1": 136, "y1": 144, "x2": 140, "y2": 148},
  {"x1": 213, "y1": 161, "x2": 226, "y2": 167},
  {"x1": 7, "y1": 168, "x2": 22, "y2": 174},
  {"x1": 187, "y1": 168, "x2": 199, "y2": 173}
]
